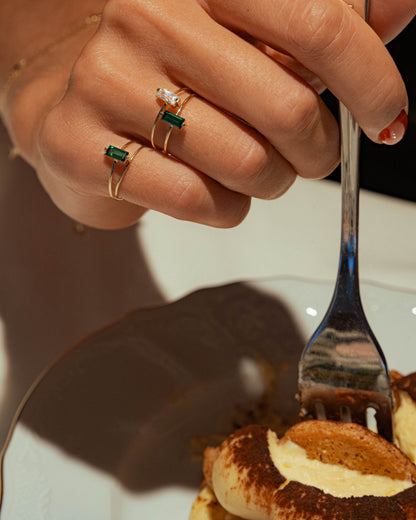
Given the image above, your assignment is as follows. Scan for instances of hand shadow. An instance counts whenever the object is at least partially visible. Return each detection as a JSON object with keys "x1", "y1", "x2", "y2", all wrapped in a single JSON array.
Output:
[
  {"x1": 15, "y1": 282, "x2": 306, "y2": 496},
  {"x1": 0, "y1": 122, "x2": 165, "y2": 447}
]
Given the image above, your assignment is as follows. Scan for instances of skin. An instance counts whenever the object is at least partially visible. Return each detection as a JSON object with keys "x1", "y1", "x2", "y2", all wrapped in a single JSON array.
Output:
[{"x1": 0, "y1": 0, "x2": 415, "y2": 230}]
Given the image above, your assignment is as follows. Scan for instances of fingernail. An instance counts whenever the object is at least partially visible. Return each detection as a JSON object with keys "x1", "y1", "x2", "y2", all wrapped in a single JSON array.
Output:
[{"x1": 378, "y1": 110, "x2": 408, "y2": 145}]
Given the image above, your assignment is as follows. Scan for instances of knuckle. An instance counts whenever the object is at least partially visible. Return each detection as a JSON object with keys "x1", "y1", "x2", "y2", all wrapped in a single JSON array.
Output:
[
  {"x1": 277, "y1": 87, "x2": 321, "y2": 138},
  {"x1": 300, "y1": 149, "x2": 340, "y2": 180},
  {"x1": 287, "y1": 1, "x2": 347, "y2": 59},
  {"x1": 104, "y1": 0, "x2": 142, "y2": 24},
  {"x1": 231, "y1": 138, "x2": 271, "y2": 191},
  {"x1": 104, "y1": 0, "x2": 167, "y2": 39},
  {"x1": 70, "y1": 41, "x2": 114, "y2": 99}
]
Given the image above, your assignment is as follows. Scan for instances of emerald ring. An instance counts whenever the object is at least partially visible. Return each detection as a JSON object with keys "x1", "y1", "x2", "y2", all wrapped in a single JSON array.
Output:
[
  {"x1": 104, "y1": 141, "x2": 144, "y2": 200},
  {"x1": 151, "y1": 87, "x2": 195, "y2": 154}
]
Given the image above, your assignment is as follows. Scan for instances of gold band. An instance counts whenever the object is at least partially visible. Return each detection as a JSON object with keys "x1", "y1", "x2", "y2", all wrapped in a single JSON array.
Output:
[
  {"x1": 151, "y1": 88, "x2": 193, "y2": 154},
  {"x1": 106, "y1": 141, "x2": 144, "y2": 201},
  {"x1": 163, "y1": 92, "x2": 195, "y2": 155}
]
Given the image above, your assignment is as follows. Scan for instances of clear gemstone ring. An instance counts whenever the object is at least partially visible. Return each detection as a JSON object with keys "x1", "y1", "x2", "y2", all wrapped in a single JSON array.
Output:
[
  {"x1": 151, "y1": 87, "x2": 195, "y2": 154},
  {"x1": 156, "y1": 88, "x2": 181, "y2": 107}
]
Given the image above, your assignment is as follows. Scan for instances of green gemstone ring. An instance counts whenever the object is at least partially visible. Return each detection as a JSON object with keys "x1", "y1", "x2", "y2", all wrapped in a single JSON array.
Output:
[
  {"x1": 151, "y1": 87, "x2": 195, "y2": 155},
  {"x1": 104, "y1": 145, "x2": 129, "y2": 162},
  {"x1": 161, "y1": 110, "x2": 185, "y2": 129},
  {"x1": 105, "y1": 141, "x2": 144, "y2": 200}
]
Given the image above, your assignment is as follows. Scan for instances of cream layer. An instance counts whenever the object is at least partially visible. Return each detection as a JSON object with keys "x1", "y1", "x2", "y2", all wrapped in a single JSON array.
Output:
[{"x1": 269, "y1": 431, "x2": 413, "y2": 498}]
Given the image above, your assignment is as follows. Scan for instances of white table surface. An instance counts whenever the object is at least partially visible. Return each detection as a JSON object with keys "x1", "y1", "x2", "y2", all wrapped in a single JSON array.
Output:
[{"x1": 0, "y1": 120, "x2": 415, "y2": 475}]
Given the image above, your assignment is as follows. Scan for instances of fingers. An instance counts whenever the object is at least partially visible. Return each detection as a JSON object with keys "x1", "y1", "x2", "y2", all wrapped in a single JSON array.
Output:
[
  {"x1": 199, "y1": 0, "x2": 409, "y2": 143},
  {"x1": 107, "y1": 146, "x2": 252, "y2": 228},
  {"x1": 59, "y1": 44, "x2": 301, "y2": 199},
  {"x1": 256, "y1": 45, "x2": 327, "y2": 94},
  {"x1": 366, "y1": 0, "x2": 416, "y2": 43},
  {"x1": 38, "y1": 101, "x2": 253, "y2": 229},
  {"x1": 96, "y1": 2, "x2": 340, "y2": 180},
  {"x1": 33, "y1": 0, "x2": 414, "y2": 231},
  {"x1": 150, "y1": 96, "x2": 297, "y2": 200},
  {"x1": 85, "y1": 60, "x2": 328, "y2": 186}
]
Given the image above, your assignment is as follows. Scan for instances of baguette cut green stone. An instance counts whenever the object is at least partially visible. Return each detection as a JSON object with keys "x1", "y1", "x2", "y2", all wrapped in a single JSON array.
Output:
[
  {"x1": 104, "y1": 145, "x2": 129, "y2": 162},
  {"x1": 161, "y1": 110, "x2": 185, "y2": 129}
]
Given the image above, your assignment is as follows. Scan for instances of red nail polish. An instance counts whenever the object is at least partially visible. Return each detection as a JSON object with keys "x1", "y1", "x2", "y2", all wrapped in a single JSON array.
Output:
[{"x1": 378, "y1": 110, "x2": 408, "y2": 145}]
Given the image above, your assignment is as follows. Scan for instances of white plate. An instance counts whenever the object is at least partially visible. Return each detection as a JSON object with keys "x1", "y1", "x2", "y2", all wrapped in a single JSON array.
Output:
[{"x1": 1, "y1": 278, "x2": 416, "y2": 519}]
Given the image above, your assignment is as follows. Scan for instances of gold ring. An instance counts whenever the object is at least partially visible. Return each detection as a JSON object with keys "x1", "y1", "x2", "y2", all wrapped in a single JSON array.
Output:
[
  {"x1": 163, "y1": 92, "x2": 195, "y2": 155},
  {"x1": 104, "y1": 141, "x2": 144, "y2": 201},
  {"x1": 151, "y1": 87, "x2": 193, "y2": 153}
]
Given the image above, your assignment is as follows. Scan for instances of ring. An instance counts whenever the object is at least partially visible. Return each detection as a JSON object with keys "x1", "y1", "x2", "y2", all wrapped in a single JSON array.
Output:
[
  {"x1": 104, "y1": 141, "x2": 144, "y2": 200},
  {"x1": 151, "y1": 88, "x2": 195, "y2": 154},
  {"x1": 163, "y1": 92, "x2": 195, "y2": 155}
]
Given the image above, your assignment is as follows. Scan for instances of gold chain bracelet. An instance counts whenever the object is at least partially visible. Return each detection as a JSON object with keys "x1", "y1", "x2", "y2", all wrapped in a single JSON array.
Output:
[{"x1": 1, "y1": 13, "x2": 102, "y2": 103}]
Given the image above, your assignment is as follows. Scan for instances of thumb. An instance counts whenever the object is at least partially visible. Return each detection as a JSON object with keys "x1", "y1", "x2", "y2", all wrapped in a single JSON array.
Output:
[{"x1": 364, "y1": 0, "x2": 416, "y2": 43}]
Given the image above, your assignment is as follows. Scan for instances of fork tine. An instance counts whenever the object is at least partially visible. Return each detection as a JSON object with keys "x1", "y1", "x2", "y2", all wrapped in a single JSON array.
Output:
[
  {"x1": 298, "y1": 310, "x2": 394, "y2": 441},
  {"x1": 298, "y1": 382, "x2": 393, "y2": 441}
]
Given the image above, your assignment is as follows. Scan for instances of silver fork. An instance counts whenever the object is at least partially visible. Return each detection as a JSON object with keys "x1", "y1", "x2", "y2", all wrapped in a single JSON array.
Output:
[{"x1": 297, "y1": 0, "x2": 393, "y2": 442}]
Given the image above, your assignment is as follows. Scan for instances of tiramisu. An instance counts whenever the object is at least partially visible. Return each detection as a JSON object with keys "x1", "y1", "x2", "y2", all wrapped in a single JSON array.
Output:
[{"x1": 190, "y1": 371, "x2": 416, "y2": 519}]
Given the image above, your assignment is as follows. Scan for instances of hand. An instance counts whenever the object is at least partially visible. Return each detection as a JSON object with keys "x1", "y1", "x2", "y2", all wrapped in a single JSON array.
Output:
[{"x1": 2, "y1": 0, "x2": 415, "y2": 229}]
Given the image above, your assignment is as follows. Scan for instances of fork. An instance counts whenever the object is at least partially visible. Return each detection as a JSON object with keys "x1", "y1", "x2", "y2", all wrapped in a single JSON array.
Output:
[{"x1": 297, "y1": 1, "x2": 393, "y2": 443}]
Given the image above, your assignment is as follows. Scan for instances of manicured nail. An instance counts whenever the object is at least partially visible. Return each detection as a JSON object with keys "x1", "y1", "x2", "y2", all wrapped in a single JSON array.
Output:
[{"x1": 378, "y1": 110, "x2": 408, "y2": 145}]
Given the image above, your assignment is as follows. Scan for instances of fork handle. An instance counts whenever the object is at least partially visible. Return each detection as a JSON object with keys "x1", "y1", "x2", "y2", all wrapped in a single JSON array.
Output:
[
  {"x1": 333, "y1": 1, "x2": 369, "y2": 306},
  {"x1": 335, "y1": 103, "x2": 361, "y2": 303}
]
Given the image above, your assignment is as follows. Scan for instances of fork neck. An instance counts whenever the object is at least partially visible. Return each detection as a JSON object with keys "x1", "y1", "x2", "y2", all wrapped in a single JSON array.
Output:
[{"x1": 334, "y1": 102, "x2": 361, "y2": 303}]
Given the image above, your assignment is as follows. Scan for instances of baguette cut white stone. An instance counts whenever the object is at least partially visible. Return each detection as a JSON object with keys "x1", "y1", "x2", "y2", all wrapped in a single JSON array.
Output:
[{"x1": 157, "y1": 88, "x2": 180, "y2": 106}]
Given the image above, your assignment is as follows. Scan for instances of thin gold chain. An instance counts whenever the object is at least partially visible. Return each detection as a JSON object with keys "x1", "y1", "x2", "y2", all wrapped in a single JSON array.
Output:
[{"x1": 1, "y1": 13, "x2": 102, "y2": 103}]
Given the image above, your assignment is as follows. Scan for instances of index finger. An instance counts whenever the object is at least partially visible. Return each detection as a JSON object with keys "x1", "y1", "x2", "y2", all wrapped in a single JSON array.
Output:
[{"x1": 202, "y1": 0, "x2": 409, "y2": 143}]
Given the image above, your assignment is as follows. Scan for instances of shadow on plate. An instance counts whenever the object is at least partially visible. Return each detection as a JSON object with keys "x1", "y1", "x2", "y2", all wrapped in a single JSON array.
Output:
[{"x1": 5, "y1": 282, "x2": 305, "y2": 495}]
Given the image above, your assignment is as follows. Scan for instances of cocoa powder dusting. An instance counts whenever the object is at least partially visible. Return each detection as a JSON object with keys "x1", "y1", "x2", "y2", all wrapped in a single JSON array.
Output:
[
  {"x1": 275, "y1": 481, "x2": 410, "y2": 519},
  {"x1": 393, "y1": 374, "x2": 416, "y2": 402},
  {"x1": 224, "y1": 425, "x2": 285, "y2": 512},
  {"x1": 218, "y1": 424, "x2": 416, "y2": 519}
]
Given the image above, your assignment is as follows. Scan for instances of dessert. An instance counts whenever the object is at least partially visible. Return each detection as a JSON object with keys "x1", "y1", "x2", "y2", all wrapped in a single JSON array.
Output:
[
  {"x1": 392, "y1": 371, "x2": 416, "y2": 464},
  {"x1": 190, "y1": 371, "x2": 416, "y2": 520}
]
